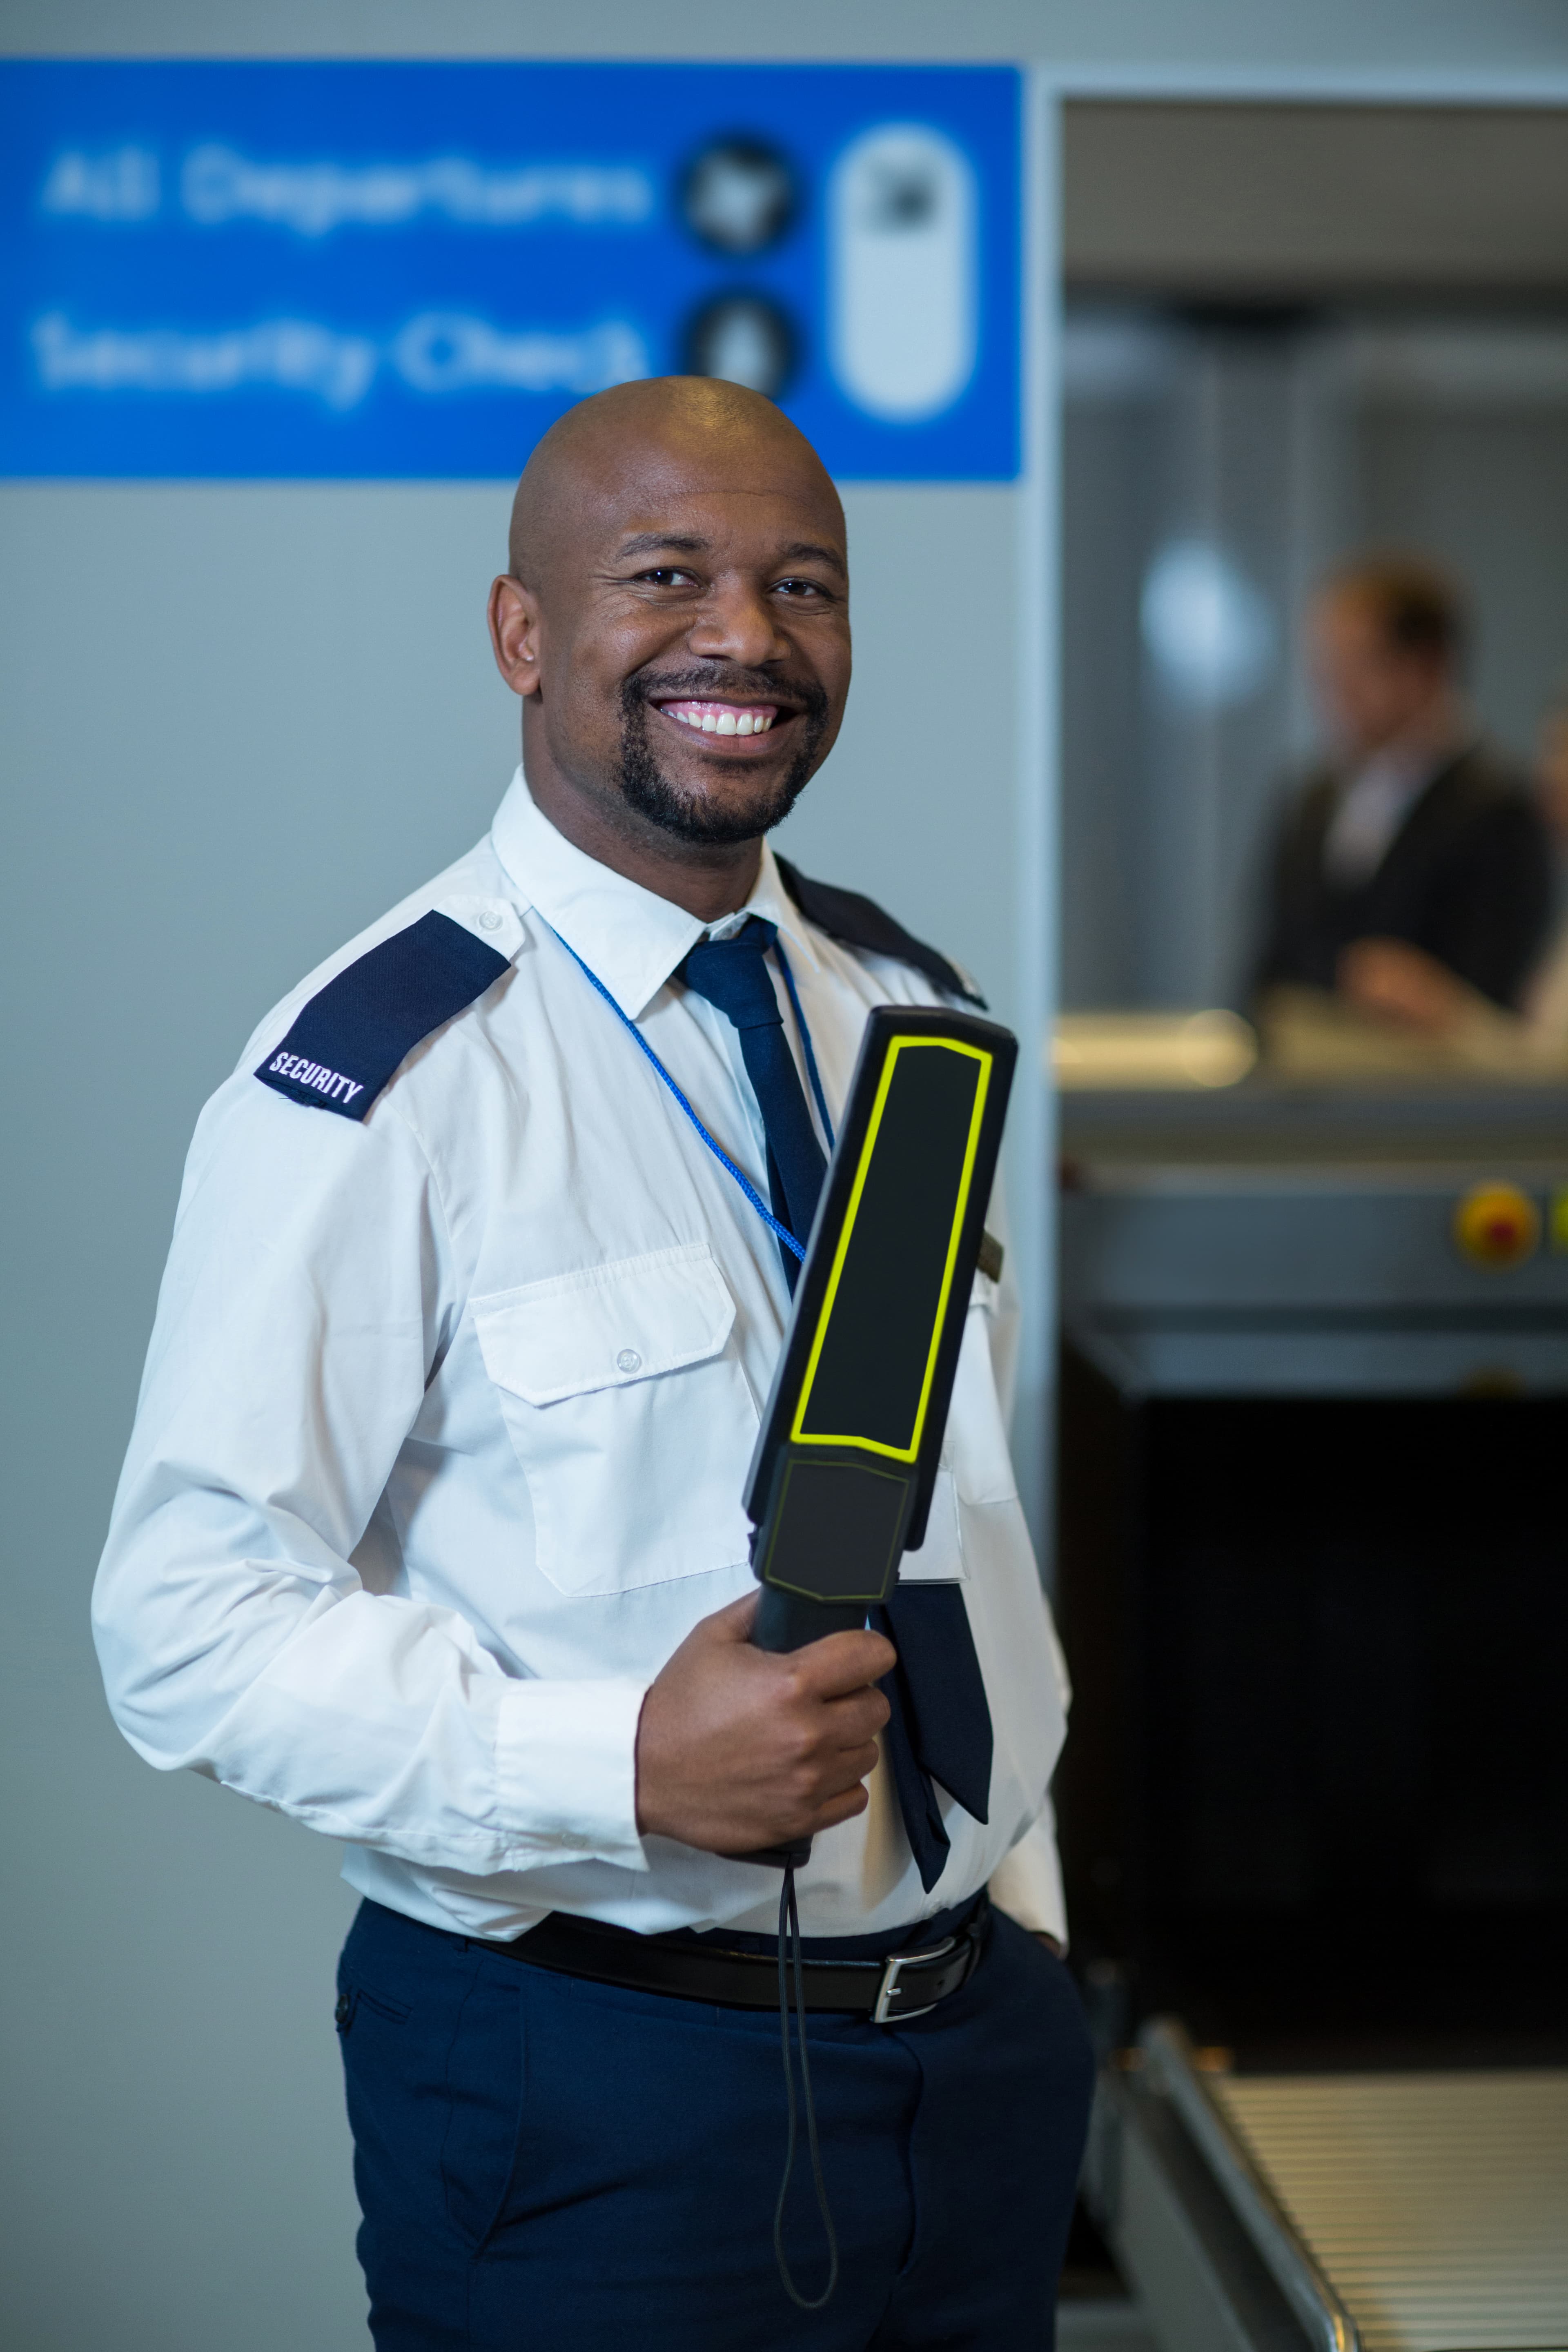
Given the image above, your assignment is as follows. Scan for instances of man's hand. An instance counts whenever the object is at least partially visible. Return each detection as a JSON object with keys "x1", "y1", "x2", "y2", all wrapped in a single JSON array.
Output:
[
  {"x1": 635, "y1": 1591, "x2": 895, "y2": 1854},
  {"x1": 1338, "y1": 937, "x2": 1471, "y2": 1035}
]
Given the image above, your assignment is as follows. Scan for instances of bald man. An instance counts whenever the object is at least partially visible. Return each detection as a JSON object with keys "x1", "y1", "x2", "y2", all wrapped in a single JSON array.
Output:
[{"x1": 95, "y1": 380, "x2": 1090, "y2": 2350}]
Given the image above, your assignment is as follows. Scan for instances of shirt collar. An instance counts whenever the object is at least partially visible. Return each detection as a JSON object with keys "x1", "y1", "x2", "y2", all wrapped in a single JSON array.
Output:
[
  {"x1": 1345, "y1": 746, "x2": 1437, "y2": 800},
  {"x1": 489, "y1": 766, "x2": 819, "y2": 1020},
  {"x1": 1344, "y1": 720, "x2": 1476, "y2": 799}
]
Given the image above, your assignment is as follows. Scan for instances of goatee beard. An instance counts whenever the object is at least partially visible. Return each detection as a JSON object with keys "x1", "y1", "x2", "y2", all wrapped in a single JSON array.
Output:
[{"x1": 615, "y1": 674, "x2": 827, "y2": 846}]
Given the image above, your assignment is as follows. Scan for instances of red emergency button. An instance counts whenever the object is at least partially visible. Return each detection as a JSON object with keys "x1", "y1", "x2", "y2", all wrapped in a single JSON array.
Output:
[{"x1": 1453, "y1": 1182, "x2": 1540, "y2": 1269}]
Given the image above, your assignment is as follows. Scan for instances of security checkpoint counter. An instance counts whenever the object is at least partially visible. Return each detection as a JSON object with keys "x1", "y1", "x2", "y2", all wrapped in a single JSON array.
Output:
[{"x1": 1052, "y1": 1059, "x2": 1568, "y2": 2352}]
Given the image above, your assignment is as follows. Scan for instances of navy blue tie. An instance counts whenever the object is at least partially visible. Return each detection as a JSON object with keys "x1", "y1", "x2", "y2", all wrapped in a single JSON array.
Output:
[
  {"x1": 678, "y1": 918, "x2": 826, "y2": 1290},
  {"x1": 677, "y1": 919, "x2": 994, "y2": 1893},
  {"x1": 874, "y1": 1586, "x2": 992, "y2": 1891}
]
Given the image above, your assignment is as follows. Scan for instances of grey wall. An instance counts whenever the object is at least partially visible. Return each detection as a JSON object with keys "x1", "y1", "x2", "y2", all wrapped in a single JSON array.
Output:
[
  {"x1": 8, "y1": 5, "x2": 1568, "y2": 2350},
  {"x1": 7, "y1": 0, "x2": 1567, "y2": 67},
  {"x1": 0, "y1": 476, "x2": 1016, "y2": 2352},
  {"x1": 0, "y1": 488, "x2": 514, "y2": 2352}
]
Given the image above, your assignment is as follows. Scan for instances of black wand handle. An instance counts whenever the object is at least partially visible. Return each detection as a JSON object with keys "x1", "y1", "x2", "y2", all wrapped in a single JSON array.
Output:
[
  {"x1": 742, "y1": 1589, "x2": 873, "y2": 1871},
  {"x1": 751, "y1": 1586, "x2": 869, "y2": 1653}
]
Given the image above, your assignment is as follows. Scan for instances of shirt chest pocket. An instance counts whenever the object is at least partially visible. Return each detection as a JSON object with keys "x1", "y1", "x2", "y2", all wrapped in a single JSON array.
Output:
[{"x1": 471, "y1": 1242, "x2": 760, "y2": 1597}]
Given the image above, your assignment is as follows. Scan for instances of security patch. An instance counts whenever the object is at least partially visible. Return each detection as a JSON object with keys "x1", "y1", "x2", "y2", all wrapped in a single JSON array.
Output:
[{"x1": 255, "y1": 908, "x2": 511, "y2": 1122}]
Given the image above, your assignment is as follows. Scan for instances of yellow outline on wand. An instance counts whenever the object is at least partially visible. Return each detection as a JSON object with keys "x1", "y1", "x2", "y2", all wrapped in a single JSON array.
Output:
[{"x1": 789, "y1": 1036, "x2": 992, "y2": 1463}]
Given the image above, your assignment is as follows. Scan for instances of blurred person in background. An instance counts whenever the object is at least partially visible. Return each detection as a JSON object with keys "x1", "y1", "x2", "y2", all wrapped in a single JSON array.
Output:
[
  {"x1": 1255, "y1": 554, "x2": 1552, "y2": 1016},
  {"x1": 1336, "y1": 696, "x2": 1568, "y2": 1069}
]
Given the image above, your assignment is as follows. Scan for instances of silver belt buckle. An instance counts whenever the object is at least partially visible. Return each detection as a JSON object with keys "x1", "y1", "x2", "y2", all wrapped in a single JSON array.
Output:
[{"x1": 873, "y1": 1933, "x2": 957, "y2": 2025}]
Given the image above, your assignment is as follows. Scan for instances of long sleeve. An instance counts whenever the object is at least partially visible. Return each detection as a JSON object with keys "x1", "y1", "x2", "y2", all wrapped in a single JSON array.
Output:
[
  {"x1": 92, "y1": 1076, "x2": 649, "y2": 1879},
  {"x1": 980, "y1": 1176, "x2": 1021, "y2": 1419},
  {"x1": 970, "y1": 1175, "x2": 1071, "y2": 1948},
  {"x1": 989, "y1": 1799, "x2": 1068, "y2": 1944}
]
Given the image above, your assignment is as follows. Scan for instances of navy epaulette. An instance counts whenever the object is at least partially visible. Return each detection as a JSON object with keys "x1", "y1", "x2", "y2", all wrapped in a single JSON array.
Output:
[
  {"x1": 255, "y1": 910, "x2": 510, "y2": 1121},
  {"x1": 773, "y1": 855, "x2": 986, "y2": 1009}
]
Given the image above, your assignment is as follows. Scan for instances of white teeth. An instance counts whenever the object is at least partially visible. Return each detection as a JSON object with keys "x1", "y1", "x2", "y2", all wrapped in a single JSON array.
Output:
[{"x1": 665, "y1": 703, "x2": 775, "y2": 733}]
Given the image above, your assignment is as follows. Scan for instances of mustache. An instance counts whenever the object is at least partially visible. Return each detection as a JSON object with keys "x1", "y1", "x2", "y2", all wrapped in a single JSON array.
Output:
[
  {"x1": 621, "y1": 664, "x2": 829, "y2": 724},
  {"x1": 613, "y1": 658, "x2": 831, "y2": 847}
]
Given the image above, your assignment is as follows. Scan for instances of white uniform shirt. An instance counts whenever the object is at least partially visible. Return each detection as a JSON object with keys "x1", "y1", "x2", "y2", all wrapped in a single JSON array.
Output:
[{"x1": 94, "y1": 770, "x2": 1069, "y2": 1944}]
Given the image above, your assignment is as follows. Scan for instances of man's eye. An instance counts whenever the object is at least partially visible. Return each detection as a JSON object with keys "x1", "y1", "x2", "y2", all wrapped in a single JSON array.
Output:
[
  {"x1": 635, "y1": 567, "x2": 698, "y2": 587},
  {"x1": 775, "y1": 578, "x2": 831, "y2": 599}
]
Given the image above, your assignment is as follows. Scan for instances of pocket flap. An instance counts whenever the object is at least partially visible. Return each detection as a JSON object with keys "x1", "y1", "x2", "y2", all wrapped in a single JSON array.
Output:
[{"x1": 472, "y1": 1242, "x2": 738, "y2": 1407}]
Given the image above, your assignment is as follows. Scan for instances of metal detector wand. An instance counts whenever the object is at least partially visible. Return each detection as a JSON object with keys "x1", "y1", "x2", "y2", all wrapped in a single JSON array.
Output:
[{"x1": 740, "y1": 1003, "x2": 1017, "y2": 1866}]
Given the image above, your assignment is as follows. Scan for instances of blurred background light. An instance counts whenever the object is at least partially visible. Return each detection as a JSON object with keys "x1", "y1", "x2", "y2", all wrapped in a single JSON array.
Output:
[
  {"x1": 1140, "y1": 535, "x2": 1277, "y2": 708},
  {"x1": 1052, "y1": 1007, "x2": 1258, "y2": 1089}
]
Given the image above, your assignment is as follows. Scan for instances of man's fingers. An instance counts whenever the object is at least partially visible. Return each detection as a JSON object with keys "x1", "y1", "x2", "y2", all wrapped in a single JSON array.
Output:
[
  {"x1": 703, "y1": 1590, "x2": 762, "y2": 1641},
  {"x1": 788, "y1": 1626, "x2": 897, "y2": 1699},
  {"x1": 831, "y1": 1740, "x2": 884, "y2": 1789},
  {"x1": 690, "y1": 1601, "x2": 893, "y2": 1694},
  {"x1": 812, "y1": 1782, "x2": 873, "y2": 1832},
  {"x1": 820, "y1": 1685, "x2": 892, "y2": 1748},
  {"x1": 638, "y1": 1590, "x2": 898, "y2": 1856}
]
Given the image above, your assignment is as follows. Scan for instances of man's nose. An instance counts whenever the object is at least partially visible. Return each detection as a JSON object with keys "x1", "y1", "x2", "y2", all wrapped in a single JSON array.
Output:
[{"x1": 685, "y1": 580, "x2": 786, "y2": 669}]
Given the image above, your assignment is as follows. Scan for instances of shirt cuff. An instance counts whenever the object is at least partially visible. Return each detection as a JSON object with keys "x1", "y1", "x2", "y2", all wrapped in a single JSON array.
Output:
[
  {"x1": 494, "y1": 1677, "x2": 651, "y2": 1871},
  {"x1": 988, "y1": 1799, "x2": 1069, "y2": 1946}
]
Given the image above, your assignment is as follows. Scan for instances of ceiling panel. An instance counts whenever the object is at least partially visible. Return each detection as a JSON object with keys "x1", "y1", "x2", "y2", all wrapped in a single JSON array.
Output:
[{"x1": 1064, "y1": 103, "x2": 1568, "y2": 296}]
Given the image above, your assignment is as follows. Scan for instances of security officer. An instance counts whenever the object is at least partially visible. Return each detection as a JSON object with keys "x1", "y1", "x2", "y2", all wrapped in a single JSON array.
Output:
[{"x1": 94, "y1": 379, "x2": 1091, "y2": 2350}]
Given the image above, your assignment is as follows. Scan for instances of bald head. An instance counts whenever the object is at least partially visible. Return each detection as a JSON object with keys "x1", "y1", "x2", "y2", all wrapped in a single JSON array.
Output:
[
  {"x1": 508, "y1": 376, "x2": 841, "y2": 587},
  {"x1": 487, "y1": 376, "x2": 851, "y2": 912}
]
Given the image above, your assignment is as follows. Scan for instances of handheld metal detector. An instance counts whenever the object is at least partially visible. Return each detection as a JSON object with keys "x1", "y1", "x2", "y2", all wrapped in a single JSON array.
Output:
[
  {"x1": 745, "y1": 1004, "x2": 1018, "y2": 1659},
  {"x1": 739, "y1": 1006, "x2": 1018, "y2": 2271}
]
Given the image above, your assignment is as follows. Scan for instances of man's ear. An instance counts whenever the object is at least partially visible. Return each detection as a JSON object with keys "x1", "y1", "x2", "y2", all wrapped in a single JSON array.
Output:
[{"x1": 488, "y1": 575, "x2": 543, "y2": 698}]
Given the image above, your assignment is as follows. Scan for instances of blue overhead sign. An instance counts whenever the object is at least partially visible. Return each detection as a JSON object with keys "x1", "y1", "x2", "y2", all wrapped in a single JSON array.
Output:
[{"x1": 0, "y1": 61, "x2": 1020, "y2": 481}]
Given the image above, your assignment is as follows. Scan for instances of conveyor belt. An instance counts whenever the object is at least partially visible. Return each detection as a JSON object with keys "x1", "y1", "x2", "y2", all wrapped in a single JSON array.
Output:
[
  {"x1": 1212, "y1": 2069, "x2": 1568, "y2": 2352},
  {"x1": 1086, "y1": 2025, "x2": 1568, "y2": 2352}
]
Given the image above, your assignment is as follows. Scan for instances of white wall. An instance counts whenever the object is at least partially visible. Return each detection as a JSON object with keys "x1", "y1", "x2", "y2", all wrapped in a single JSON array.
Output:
[{"x1": 6, "y1": 7, "x2": 1568, "y2": 2350}]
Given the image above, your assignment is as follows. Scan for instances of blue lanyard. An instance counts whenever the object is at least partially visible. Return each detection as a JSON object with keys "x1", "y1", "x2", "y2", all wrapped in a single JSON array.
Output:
[{"x1": 541, "y1": 917, "x2": 833, "y2": 1264}]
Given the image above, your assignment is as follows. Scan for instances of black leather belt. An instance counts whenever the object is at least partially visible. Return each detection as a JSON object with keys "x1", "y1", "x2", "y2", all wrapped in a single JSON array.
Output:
[{"x1": 497, "y1": 1896, "x2": 990, "y2": 2024}]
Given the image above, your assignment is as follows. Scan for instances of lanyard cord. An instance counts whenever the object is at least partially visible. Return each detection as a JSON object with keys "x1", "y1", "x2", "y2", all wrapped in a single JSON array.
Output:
[
  {"x1": 772, "y1": 1862, "x2": 839, "y2": 2310},
  {"x1": 539, "y1": 917, "x2": 833, "y2": 1265}
]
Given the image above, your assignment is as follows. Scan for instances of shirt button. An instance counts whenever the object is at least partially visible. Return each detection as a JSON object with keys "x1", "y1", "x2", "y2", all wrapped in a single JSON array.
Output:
[
  {"x1": 477, "y1": 910, "x2": 503, "y2": 932},
  {"x1": 616, "y1": 1348, "x2": 642, "y2": 1375}
]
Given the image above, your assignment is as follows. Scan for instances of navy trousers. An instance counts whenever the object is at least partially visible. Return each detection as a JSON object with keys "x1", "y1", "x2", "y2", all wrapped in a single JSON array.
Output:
[{"x1": 336, "y1": 1898, "x2": 1094, "y2": 2350}]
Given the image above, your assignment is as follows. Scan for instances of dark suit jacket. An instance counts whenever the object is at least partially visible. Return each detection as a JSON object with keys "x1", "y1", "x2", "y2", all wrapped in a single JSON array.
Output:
[{"x1": 1256, "y1": 742, "x2": 1552, "y2": 1010}]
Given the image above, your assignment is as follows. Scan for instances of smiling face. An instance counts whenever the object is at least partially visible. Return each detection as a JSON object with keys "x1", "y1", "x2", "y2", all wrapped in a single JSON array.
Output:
[
  {"x1": 591, "y1": 492, "x2": 843, "y2": 849},
  {"x1": 489, "y1": 380, "x2": 851, "y2": 889}
]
